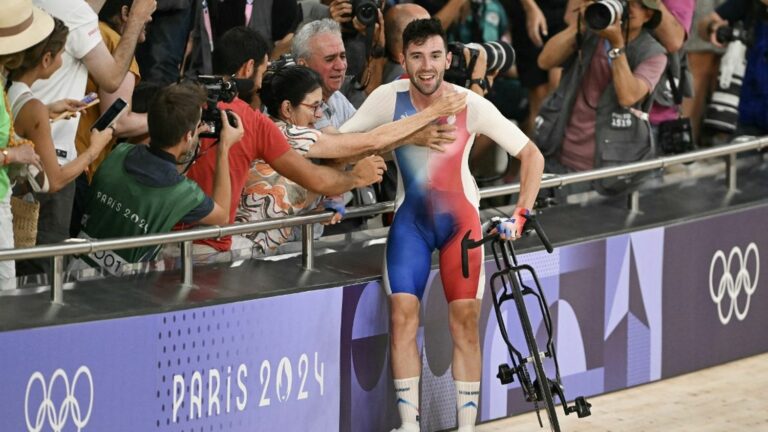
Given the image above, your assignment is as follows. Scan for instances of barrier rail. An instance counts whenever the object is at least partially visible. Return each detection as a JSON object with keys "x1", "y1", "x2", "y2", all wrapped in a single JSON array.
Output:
[{"x1": 1, "y1": 136, "x2": 766, "y2": 303}]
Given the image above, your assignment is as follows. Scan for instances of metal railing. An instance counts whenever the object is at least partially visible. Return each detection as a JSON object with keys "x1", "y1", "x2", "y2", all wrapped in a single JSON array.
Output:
[{"x1": 1, "y1": 136, "x2": 766, "y2": 303}]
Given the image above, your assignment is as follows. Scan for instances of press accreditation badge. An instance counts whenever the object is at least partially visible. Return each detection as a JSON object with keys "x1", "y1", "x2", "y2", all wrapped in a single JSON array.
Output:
[{"x1": 610, "y1": 112, "x2": 633, "y2": 129}]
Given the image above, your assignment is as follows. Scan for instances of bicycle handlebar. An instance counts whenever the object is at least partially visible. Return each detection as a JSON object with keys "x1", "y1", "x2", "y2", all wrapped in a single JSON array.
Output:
[{"x1": 461, "y1": 212, "x2": 553, "y2": 279}]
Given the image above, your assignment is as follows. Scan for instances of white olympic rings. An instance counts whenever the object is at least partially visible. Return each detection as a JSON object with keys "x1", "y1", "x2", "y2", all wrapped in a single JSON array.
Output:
[
  {"x1": 708, "y1": 243, "x2": 759, "y2": 325},
  {"x1": 24, "y1": 366, "x2": 94, "y2": 432}
]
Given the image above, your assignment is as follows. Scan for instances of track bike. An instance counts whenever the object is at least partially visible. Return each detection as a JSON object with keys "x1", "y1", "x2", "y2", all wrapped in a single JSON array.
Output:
[{"x1": 460, "y1": 212, "x2": 592, "y2": 431}]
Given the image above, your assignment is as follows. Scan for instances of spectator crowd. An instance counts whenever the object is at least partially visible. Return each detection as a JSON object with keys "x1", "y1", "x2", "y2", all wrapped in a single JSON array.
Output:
[{"x1": 1, "y1": 0, "x2": 767, "y2": 285}]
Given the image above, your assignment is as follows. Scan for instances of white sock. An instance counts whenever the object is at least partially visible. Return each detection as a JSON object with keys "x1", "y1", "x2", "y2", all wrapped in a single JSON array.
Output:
[
  {"x1": 393, "y1": 377, "x2": 420, "y2": 431},
  {"x1": 456, "y1": 380, "x2": 480, "y2": 431}
]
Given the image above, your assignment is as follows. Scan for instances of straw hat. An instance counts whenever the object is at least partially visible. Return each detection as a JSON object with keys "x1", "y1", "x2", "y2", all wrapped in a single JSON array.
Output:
[{"x1": 0, "y1": 0, "x2": 55, "y2": 55}]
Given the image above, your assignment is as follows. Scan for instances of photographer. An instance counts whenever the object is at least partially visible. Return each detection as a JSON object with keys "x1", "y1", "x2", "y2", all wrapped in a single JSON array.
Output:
[
  {"x1": 74, "y1": 83, "x2": 244, "y2": 273},
  {"x1": 322, "y1": 2, "x2": 390, "y2": 109},
  {"x1": 180, "y1": 27, "x2": 386, "y2": 262},
  {"x1": 536, "y1": 0, "x2": 667, "y2": 196},
  {"x1": 700, "y1": 0, "x2": 768, "y2": 136}
]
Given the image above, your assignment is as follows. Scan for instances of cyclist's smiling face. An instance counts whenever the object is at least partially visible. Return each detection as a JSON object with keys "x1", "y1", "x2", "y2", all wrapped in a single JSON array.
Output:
[{"x1": 403, "y1": 35, "x2": 451, "y2": 97}]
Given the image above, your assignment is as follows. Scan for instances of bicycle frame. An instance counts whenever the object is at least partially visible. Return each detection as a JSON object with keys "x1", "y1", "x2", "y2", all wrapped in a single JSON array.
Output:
[{"x1": 461, "y1": 213, "x2": 591, "y2": 430}]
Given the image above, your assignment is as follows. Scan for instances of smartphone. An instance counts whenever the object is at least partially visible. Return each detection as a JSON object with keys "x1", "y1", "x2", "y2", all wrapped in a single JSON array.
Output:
[
  {"x1": 50, "y1": 92, "x2": 100, "y2": 123},
  {"x1": 91, "y1": 98, "x2": 128, "y2": 131},
  {"x1": 81, "y1": 92, "x2": 98, "y2": 105}
]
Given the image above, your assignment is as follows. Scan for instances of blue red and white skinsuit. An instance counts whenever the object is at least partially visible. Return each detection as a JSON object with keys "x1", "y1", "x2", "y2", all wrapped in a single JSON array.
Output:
[{"x1": 340, "y1": 80, "x2": 529, "y2": 302}]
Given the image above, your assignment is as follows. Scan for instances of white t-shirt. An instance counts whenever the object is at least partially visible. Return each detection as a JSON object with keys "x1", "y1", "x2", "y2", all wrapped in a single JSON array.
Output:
[{"x1": 31, "y1": 0, "x2": 102, "y2": 164}]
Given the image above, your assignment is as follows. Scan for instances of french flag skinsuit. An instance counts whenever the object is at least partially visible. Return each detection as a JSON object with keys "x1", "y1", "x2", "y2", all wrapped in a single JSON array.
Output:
[{"x1": 340, "y1": 80, "x2": 529, "y2": 302}]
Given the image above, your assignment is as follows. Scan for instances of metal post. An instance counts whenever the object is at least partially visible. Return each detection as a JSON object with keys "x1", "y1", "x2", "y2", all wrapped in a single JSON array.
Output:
[
  {"x1": 180, "y1": 241, "x2": 195, "y2": 288},
  {"x1": 627, "y1": 190, "x2": 640, "y2": 213},
  {"x1": 51, "y1": 255, "x2": 64, "y2": 304},
  {"x1": 302, "y1": 224, "x2": 314, "y2": 270},
  {"x1": 726, "y1": 154, "x2": 738, "y2": 192}
]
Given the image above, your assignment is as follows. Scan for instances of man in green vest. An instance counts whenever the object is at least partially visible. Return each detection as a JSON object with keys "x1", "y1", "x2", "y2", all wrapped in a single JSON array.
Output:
[{"x1": 76, "y1": 82, "x2": 244, "y2": 274}]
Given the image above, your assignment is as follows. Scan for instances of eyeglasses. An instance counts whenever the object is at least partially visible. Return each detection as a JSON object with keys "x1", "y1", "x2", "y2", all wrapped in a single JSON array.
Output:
[{"x1": 299, "y1": 102, "x2": 323, "y2": 115}]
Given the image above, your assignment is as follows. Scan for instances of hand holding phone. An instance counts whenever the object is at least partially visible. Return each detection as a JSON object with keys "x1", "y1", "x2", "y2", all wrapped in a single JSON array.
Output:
[
  {"x1": 50, "y1": 93, "x2": 99, "y2": 123},
  {"x1": 91, "y1": 98, "x2": 128, "y2": 132}
]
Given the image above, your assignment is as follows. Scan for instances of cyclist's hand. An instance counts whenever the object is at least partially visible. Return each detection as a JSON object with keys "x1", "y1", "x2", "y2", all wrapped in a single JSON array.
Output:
[{"x1": 488, "y1": 208, "x2": 529, "y2": 240}]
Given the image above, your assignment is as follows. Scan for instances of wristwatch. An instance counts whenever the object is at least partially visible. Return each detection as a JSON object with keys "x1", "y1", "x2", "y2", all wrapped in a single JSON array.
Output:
[
  {"x1": 469, "y1": 77, "x2": 488, "y2": 91},
  {"x1": 1, "y1": 149, "x2": 9, "y2": 166},
  {"x1": 607, "y1": 47, "x2": 626, "y2": 59}
]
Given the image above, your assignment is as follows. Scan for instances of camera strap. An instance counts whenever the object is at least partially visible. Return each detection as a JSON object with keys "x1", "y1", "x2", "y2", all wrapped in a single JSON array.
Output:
[
  {"x1": 177, "y1": 139, "x2": 220, "y2": 175},
  {"x1": 576, "y1": 14, "x2": 584, "y2": 65},
  {"x1": 665, "y1": 64, "x2": 684, "y2": 107},
  {"x1": 470, "y1": 1, "x2": 485, "y2": 44},
  {"x1": 355, "y1": 23, "x2": 377, "y2": 88}
]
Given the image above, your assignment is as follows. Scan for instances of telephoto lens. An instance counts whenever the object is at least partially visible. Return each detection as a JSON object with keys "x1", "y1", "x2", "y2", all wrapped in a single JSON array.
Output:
[
  {"x1": 466, "y1": 41, "x2": 516, "y2": 74},
  {"x1": 584, "y1": 0, "x2": 626, "y2": 30},
  {"x1": 703, "y1": 40, "x2": 747, "y2": 134}
]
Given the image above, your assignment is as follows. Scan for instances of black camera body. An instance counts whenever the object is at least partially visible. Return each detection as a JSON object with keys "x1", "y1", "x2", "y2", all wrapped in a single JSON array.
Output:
[
  {"x1": 267, "y1": 53, "x2": 296, "y2": 74},
  {"x1": 715, "y1": 24, "x2": 753, "y2": 45},
  {"x1": 352, "y1": 0, "x2": 379, "y2": 27},
  {"x1": 445, "y1": 41, "x2": 515, "y2": 89},
  {"x1": 196, "y1": 75, "x2": 239, "y2": 139},
  {"x1": 445, "y1": 42, "x2": 478, "y2": 88}
]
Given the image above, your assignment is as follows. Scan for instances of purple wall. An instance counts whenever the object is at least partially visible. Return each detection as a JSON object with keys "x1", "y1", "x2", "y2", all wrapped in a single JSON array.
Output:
[{"x1": 1, "y1": 205, "x2": 766, "y2": 431}]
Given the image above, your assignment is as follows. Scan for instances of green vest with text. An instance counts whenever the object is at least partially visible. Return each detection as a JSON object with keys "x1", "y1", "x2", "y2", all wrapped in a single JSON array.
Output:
[{"x1": 82, "y1": 143, "x2": 207, "y2": 262}]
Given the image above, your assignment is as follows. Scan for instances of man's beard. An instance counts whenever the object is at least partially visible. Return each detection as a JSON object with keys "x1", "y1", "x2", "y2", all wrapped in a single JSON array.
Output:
[
  {"x1": 177, "y1": 137, "x2": 199, "y2": 166},
  {"x1": 409, "y1": 71, "x2": 444, "y2": 96},
  {"x1": 237, "y1": 71, "x2": 258, "y2": 104}
]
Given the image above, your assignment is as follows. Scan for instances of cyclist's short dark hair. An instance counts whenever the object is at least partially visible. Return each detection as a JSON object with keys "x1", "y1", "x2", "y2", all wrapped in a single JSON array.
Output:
[{"x1": 401, "y1": 18, "x2": 447, "y2": 54}]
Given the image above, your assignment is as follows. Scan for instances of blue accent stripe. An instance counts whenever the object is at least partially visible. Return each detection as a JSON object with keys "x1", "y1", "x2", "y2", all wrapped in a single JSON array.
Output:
[
  {"x1": 460, "y1": 401, "x2": 478, "y2": 410},
  {"x1": 396, "y1": 398, "x2": 420, "y2": 410}
]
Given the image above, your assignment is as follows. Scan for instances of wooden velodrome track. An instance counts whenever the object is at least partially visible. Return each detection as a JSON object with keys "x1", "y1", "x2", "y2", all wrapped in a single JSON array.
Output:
[{"x1": 475, "y1": 353, "x2": 768, "y2": 431}]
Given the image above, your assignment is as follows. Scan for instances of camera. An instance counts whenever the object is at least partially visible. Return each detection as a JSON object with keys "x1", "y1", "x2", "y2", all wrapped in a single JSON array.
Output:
[
  {"x1": 715, "y1": 24, "x2": 752, "y2": 45},
  {"x1": 445, "y1": 41, "x2": 515, "y2": 89},
  {"x1": 702, "y1": 38, "x2": 748, "y2": 136},
  {"x1": 352, "y1": 0, "x2": 379, "y2": 27},
  {"x1": 584, "y1": 0, "x2": 628, "y2": 31},
  {"x1": 196, "y1": 75, "x2": 239, "y2": 139},
  {"x1": 267, "y1": 53, "x2": 296, "y2": 74}
]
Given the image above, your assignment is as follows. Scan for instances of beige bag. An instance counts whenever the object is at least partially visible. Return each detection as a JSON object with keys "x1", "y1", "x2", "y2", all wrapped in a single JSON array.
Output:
[{"x1": 10, "y1": 194, "x2": 39, "y2": 247}]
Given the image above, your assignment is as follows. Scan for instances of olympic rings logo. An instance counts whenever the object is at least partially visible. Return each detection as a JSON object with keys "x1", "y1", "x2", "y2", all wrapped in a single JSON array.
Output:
[
  {"x1": 708, "y1": 243, "x2": 759, "y2": 325},
  {"x1": 24, "y1": 366, "x2": 94, "y2": 432}
]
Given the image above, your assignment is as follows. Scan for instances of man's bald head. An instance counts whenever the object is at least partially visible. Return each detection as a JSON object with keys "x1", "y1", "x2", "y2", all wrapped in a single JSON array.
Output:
[{"x1": 384, "y1": 4, "x2": 431, "y2": 61}]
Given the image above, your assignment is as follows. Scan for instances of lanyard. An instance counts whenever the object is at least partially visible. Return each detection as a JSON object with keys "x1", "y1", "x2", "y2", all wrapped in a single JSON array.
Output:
[
  {"x1": 245, "y1": 0, "x2": 254, "y2": 26},
  {"x1": 202, "y1": 0, "x2": 214, "y2": 52}
]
